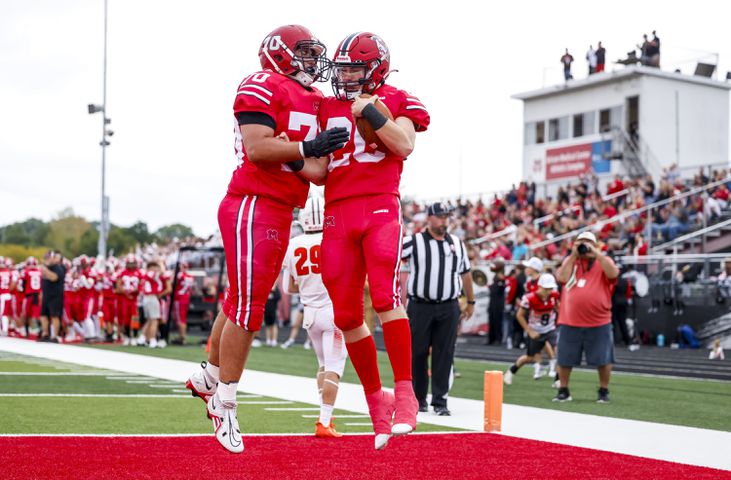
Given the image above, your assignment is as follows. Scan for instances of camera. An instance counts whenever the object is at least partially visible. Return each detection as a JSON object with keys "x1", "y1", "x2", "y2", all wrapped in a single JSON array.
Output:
[{"x1": 577, "y1": 243, "x2": 589, "y2": 255}]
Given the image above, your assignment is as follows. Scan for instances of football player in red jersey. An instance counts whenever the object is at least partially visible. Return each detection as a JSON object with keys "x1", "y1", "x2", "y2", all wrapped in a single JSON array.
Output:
[
  {"x1": 504, "y1": 274, "x2": 560, "y2": 385},
  {"x1": 185, "y1": 25, "x2": 349, "y2": 454},
  {"x1": 0, "y1": 257, "x2": 17, "y2": 336},
  {"x1": 172, "y1": 262, "x2": 194, "y2": 345},
  {"x1": 115, "y1": 254, "x2": 142, "y2": 345},
  {"x1": 313, "y1": 32, "x2": 430, "y2": 449},
  {"x1": 22, "y1": 257, "x2": 43, "y2": 337}
]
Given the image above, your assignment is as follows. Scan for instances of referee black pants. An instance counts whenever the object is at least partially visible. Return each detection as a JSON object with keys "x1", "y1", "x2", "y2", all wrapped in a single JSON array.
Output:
[{"x1": 407, "y1": 299, "x2": 460, "y2": 408}]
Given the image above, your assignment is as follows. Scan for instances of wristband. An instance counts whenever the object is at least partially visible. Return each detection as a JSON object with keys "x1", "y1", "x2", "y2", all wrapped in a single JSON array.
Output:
[
  {"x1": 286, "y1": 159, "x2": 304, "y2": 172},
  {"x1": 361, "y1": 103, "x2": 388, "y2": 130},
  {"x1": 298, "y1": 141, "x2": 306, "y2": 159},
  {"x1": 467, "y1": 300, "x2": 476, "y2": 305}
]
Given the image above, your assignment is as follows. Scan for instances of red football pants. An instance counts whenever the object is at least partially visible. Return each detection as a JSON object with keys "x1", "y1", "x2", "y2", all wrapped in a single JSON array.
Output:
[
  {"x1": 173, "y1": 297, "x2": 190, "y2": 326},
  {"x1": 321, "y1": 194, "x2": 403, "y2": 332},
  {"x1": 219, "y1": 193, "x2": 292, "y2": 332}
]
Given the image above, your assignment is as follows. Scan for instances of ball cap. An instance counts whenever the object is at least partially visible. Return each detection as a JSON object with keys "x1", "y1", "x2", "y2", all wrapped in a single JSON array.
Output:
[
  {"x1": 427, "y1": 202, "x2": 452, "y2": 217},
  {"x1": 537, "y1": 273, "x2": 558, "y2": 290},
  {"x1": 576, "y1": 231, "x2": 597, "y2": 244},
  {"x1": 522, "y1": 256, "x2": 544, "y2": 272}
]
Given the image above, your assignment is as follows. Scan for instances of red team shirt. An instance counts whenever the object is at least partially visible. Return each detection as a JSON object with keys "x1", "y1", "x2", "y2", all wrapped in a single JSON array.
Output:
[
  {"x1": 141, "y1": 271, "x2": 165, "y2": 296},
  {"x1": 229, "y1": 70, "x2": 324, "y2": 208},
  {"x1": 174, "y1": 271, "x2": 195, "y2": 299},
  {"x1": 318, "y1": 84, "x2": 430, "y2": 203},
  {"x1": 519, "y1": 290, "x2": 560, "y2": 334},
  {"x1": 23, "y1": 268, "x2": 42, "y2": 295}
]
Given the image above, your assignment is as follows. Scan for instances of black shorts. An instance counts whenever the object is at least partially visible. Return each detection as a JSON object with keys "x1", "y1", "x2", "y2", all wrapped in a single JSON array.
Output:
[
  {"x1": 557, "y1": 324, "x2": 615, "y2": 367},
  {"x1": 263, "y1": 307, "x2": 277, "y2": 327},
  {"x1": 41, "y1": 297, "x2": 64, "y2": 318},
  {"x1": 527, "y1": 330, "x2": 557, "y2": 356}
]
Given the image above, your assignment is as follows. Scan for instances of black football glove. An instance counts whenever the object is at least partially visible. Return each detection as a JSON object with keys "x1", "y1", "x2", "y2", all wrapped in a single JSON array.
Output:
[{"x1": 302, "y1": 127, "x2": 349, "y2": 158}]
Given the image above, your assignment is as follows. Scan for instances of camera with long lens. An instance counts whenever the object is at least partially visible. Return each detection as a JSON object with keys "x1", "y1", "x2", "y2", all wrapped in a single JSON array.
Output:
[{"x1": 577, "y1": 243, "x2": 589, "y2": 255}]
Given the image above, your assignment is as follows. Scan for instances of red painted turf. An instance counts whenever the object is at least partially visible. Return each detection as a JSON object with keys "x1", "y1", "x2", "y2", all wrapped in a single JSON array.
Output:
[{"x1": 1, "y1": 433, "x2": 729, "y2": 480}]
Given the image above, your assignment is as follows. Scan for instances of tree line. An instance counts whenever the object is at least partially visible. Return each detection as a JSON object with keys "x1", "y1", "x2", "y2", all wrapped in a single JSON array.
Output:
[{"x1": 0, "y1": 208, "x2": 194, "y2": 261}]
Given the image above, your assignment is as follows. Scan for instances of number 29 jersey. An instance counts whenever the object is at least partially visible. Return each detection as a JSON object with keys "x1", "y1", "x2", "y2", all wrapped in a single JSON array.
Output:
[
  {"x1": 282, "y1": 232, "x2": 331, "y2": 309},
  {"x1": 228, "y1": 70, "x2": 325, "y2": 208},
  {"x1": 318, "y1": 84, "x2": 430, "y2": 205},
  {"x1": 519, "y1": 291, "x2": 560, "y2": 334}
]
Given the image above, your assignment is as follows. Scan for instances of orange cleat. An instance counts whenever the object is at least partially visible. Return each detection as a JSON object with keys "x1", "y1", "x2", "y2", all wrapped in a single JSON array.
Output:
[{"x1": 315, "y1": 420, "x2": 343, "y2": 438}]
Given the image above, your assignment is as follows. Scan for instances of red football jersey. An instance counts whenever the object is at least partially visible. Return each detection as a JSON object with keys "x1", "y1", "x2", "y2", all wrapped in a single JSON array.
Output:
[
  {"x1": 142, "y1": 271, "x2": 165, "y2": 295},
  {"x1": 519, "y1": 291, "x2": 560, "y2": 334},
  {"x1": 525, "y1": 278, "x2": 538, "y2": 294},
  {"x1": 23, "y1": 268, "x2": 43, "y2": 294},
  {"x1": 228, "y1": 70, "x2": 324, "y2": 208},
  {"x1": 318, "y1": 84, "x2": 430, "y2": 204},
  {"x1": 0, "y1": 269, "x2": 14, "y2": 295},
  {"x1": 100, "y1": 271, "x2": 117, "y2": 297},
  {"x1": 117, "y1": 269, "x2": 142, "y2": 297},
  {"x1": 174, "y1": 271, "x2": 195, "y2": 299}
]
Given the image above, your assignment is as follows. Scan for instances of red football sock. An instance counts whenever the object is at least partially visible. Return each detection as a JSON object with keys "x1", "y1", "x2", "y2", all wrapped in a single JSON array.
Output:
[
  {"x1": 345, "y1": 335, "x2": 382, "y2": 395},
  {"x1": 382, "y1": 318, "x2": 413, "y2": 382}
]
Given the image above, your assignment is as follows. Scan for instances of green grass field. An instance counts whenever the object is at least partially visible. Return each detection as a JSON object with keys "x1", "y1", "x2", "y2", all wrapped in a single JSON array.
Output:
[
  {"x1": 87, "y1": 342, "x2": 731, "y2": 432},
  {"x1": 0, "y1": 352, "x2": 456, "y2": 435}
]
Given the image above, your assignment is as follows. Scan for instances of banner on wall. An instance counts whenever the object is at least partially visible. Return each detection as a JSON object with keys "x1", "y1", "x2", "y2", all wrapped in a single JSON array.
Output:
[{"x1": 545, "y1": 140, "x2": 613, "y2": 180}]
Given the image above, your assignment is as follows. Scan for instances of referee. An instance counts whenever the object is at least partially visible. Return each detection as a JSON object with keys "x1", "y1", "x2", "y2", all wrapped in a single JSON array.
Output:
[{"x1": 402, "y1": 202, "x2": 475, "y2": 416}]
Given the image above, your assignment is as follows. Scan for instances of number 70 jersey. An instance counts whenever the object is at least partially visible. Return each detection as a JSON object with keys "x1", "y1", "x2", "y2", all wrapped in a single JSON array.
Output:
[
  {"x1": 228, "y1": 70, "x2": 325, "y2": 209},
  {"x1": 282, "y1": 232, "x2": 331, "y2": 309}
]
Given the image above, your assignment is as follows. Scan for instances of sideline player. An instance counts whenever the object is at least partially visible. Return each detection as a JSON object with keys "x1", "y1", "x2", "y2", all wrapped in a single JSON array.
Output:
[
  {"x1": 315, "y1": 32, "x2": 430, "y2": 449},
  {"x1": 284, "y1": 194, "x2": 347, "y2": 438},
  {"x1": 185, "y1": 25, "x2": 348, "y2": 454},
  {"x1": 504, "y1": 274, "x2": 559, "y2": 385}
]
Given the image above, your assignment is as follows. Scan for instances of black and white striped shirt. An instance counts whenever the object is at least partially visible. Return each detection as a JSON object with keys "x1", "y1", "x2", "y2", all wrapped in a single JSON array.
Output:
[{"x1": 402, "y1": 230, "x2": 471, "y2": 302}]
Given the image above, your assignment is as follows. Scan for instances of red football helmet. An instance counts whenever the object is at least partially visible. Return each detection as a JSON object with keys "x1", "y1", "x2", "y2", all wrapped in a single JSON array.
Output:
[
  {"x1": 332, "y1": 32, "x2": 391, "y2": 100},
  {"x1": 258, "y1": 25, "x2": 329, "y2": 87}
]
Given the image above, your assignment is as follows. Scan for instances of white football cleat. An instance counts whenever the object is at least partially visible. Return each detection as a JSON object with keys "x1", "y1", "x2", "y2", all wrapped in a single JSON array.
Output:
[
  {"x1": 186, "y1": 362, "x2": 217, "y2": 404},
  {"x1": 504, "y1": 370, "x2": 513, "y2": 385},
  {"x1": 375, "y1": 433, "x2": 391, "y2": 450},
  {"x1": 208, "y1": 392, "x2": 244, "y2": 454}
]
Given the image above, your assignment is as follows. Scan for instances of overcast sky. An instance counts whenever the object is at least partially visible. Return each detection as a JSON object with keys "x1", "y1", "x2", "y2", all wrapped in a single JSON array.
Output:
[{"x1": 1, "y1": 0, "x2": 729, "y2": 236}]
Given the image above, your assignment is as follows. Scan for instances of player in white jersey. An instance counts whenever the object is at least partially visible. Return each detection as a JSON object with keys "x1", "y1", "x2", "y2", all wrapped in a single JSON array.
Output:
[{"x1": 283, "y1": 194, "x2": 347, "y2": 438}]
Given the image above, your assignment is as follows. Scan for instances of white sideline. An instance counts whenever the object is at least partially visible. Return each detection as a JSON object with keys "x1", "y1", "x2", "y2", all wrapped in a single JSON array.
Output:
[{"x1": 1, "y1": 338, "x2": 729, "y2": 471}]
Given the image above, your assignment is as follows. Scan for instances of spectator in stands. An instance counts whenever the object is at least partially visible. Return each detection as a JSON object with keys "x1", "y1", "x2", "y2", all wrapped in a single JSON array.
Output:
[
  {"x1": 561, "y1": 49, "x2": 574, "y2": 80},
  {"x1": 512, "y1": 237, "x2": 529, "y2": 261},
  {"x1": 595, "y1": 42, "x2": 606, "y2": 72},
  {"x1": 716, "y1": 258, "x2": 731, "y2": 299},
  {"x1": 586, "y1": 45, "x2": 597, "y2": 75},
  {"x1": 554, "y1": 232, "x2": 619, "y2": 403},
  {"x1": 39, "y1": 250, "x2": 66, "y2": 343}
]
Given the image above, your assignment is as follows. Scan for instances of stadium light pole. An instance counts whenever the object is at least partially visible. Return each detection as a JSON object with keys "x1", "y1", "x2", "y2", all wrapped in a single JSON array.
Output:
[{"x1": 88, "y1": 0, "x2": 111, "y2": 259}]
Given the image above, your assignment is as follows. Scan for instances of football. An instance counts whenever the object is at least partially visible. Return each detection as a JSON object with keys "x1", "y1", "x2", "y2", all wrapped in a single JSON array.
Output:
[{"x1": 355, "y1": 93, "x2": 393, "y2": 151}]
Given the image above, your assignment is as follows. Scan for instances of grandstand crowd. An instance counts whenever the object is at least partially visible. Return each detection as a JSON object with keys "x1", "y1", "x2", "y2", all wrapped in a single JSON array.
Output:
[
  {"x1": 2, "y1": 166, "x2": 730, "y2": 348},
  {"x1": 404, "y1": 166, "x2": 731, "y2": 263}
]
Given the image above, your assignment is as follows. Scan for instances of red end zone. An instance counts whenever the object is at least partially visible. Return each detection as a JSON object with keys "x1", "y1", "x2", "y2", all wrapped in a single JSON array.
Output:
[{"x1": 1, "y1": 433, "x2": 728, "y2": 479}]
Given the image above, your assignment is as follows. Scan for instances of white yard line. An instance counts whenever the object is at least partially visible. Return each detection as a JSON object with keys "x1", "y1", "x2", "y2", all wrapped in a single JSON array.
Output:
[
  {"x1": 265, "y1": 407, "x2": 318, "y2": 411},
  {"x1": 1, "y1": 337, "x2": 729, "y2": 471},
  {"x1": 0, "y1": 393, "x2": 190, "y2": 398},
  {"x1": 0, "y1": 372, "x2": 125, "y2": 376},
  {"x1": 343, "y1": 423, "x2": 373, "y2": 426},
  {"x1": 301, "y1": 415, "x2": 370, "y2": 419}
]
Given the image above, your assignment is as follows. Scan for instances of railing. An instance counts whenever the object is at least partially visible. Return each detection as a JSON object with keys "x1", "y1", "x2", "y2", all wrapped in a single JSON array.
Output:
[
  {"x1": 470, "y1": 224, "x2": 516, "y2": 246},
  {"x1": 529, "y1": 176, "x2": 730, "y2": 251},
  {"x1": 651, "y1": 218, "x2": 731, "y2": 253}
]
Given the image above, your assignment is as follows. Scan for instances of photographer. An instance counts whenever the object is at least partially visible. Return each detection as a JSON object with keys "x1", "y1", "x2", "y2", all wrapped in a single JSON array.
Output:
[
  {"x1": 554, "y1": 232, "x2": 619, "y2": 403},
  {"x1": 39, "y1": 250, "x2": 67, "y2": 343}
]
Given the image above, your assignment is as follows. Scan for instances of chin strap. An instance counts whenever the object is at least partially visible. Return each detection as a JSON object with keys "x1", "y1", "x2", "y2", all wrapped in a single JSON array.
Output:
[{"x1": 292, "y1": 71, "x2": 315, "y2": 87}]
